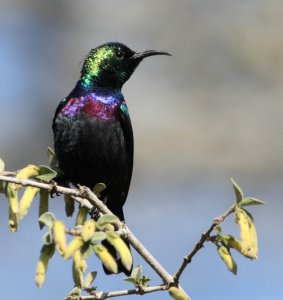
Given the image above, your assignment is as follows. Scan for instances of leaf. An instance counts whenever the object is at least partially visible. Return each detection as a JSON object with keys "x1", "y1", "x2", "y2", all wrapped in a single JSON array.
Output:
[
  {"x1": 18, "y1": 187, "x2": 39, "y2": 219},
  {"x1": 81, "y1": 219, "x2": 96, "y2": 242},
  {"x1": 72, "y1": 251, "x2": 86, "y2": 288},
  {"x1": 217, "y1": 245, "x2": 237, "y2": 275},
  {"x1": 39, "y1": 190, "x2": 49, "y2": 229},
  {"x1": 64, "y1": 194, "x2": 75, "y2": 217},
  {"x1": 97, "y1": 214, "x2": 119, "y2": 228},
  {"x1": 75, "y1": 207, "x2": 88, "y2": 226},
  {"x1": 7, "y1": 183, "x2": 19, "y2": 232},
  {"x1": 93, "y1": 183, "x2": 106, "y2": 198},
  {"x1": 90, "y1": 232, "x2": 107, "y2": 243},
  {"x1": 65, "y1": 287, "x2": 81, "y2": 300},
  {"x1": 80, "y1": 243, "x2": 92, "y2": 260},
  {"x1": 106, "y1": 231, "x2": 132, "y2": 272},
  {"x1": 231, "y1": 178, "x2": 244, "y2": 204},
  {"x1": 47, "y1": 147, "x2": 58, "y2": 171},
  {"x1": 42, "y1": 232, "x2": 53, "y2": 245},
  {"x1": 0, "y1": 158, "x2": 5, "y2": 173},
  {"x1": 0, "y1": 181, "x2": 7, "y2": 194},
  {"x1": 16, "y1": 165, "x2": 40, "y2": 180},
  {"x1": 240, "y1": 197, "x2": 265, "y2": 207},
  {"x1": 214, "y1": 225, "x2": 221, "y2": 235},
  {"x1": 140, "y1": 275, "x2": 150, "y2": 287},
  {"x1": 64, "y1": 237, "x2": 84, "y2": 260},
  {"x1": 221, "y1": 235, "x2": 242, "y2": 253},
  {"x1": 35, "y1": 243, "x2": 55, "y2": 288},
  {"x1": 234, "y1": 207, "x2": 258, "y2": 259},
  {"x1": 53, "y1": 220, "x2": 67, "y2": 256},
  {"x1": 92, "y1": 244, "x2": 118, "y2": 274},
  {"x1": 36, "y1": 165, "x2": 57, "y2": 182},
  {"x1": 83, "y1": 272, "x2": 97, "y2": 288},
  {"x1": 123, "y1": 277, "x2": 137, "y2": 284},
  {"x1": 169, "y1": 287, "x2": 190, "y2": 300},
  {"x1": 131, "y1": 265, "x2": 142, "y2": 281},
  {"x1": 38, "y1": 212, "x2": 56, "y2": 229}
]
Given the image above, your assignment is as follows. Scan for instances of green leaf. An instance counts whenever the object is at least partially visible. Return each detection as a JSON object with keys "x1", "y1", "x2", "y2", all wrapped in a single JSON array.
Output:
[
  {"x1": 0, "y1": 158, "x2": 5, "y2": 173},
  {"x1": 36, "y1": 165, "x2": 57, "y2": 182},
  {"x1": 131, "y1": 265, "x2": 142, "y2": 281},
  {"x1": 64, "y1": 287, "x2": 81, "y2": 299},
  {"x1": 0, "y1": 181, "x2": 7, "y2": 195},
  {"x1": 140, "y1": 275, "x2": 150, "y2": 287},
  {"x1": 97, "y1": 214, "x2": 119, "y2": 227},
  {"x1": 240, "y1": 197, "x2": 265, "y2": 207},
  {"x1": 90, "y1": 232, "x2": 107, "y2": 244},
  {"x1": 83, "y1": 272, "x2": 97, "y2": 288},
  {"x1": 231, "y1": 178, "x2": 244, "y2": 204},
  {"x1": 217, "y1": 245, "x2": 237, "y2": 275},
  {"x1": 80, "y1": 244, "x2": 92, "y2": 260},
  {"x1": 93, "y1": 183, "x2": 106, "y2": 198},
  {"x1": 42, "y1": 232, "x2": 53, "y2": 245},
  {"x1": 64, "y1": 194, "x2": 75, "y2": 217},
  {"x1": 123, "y1": 277, "x2": 137, "y2": 284},
  {"x1": 215, "y1": 226, "x2": 222, "y2": 235},
  {"x1": 47, "y1": 147, "x2": 58, "y2": 171},
  {"x1": 38, "y1": 212, "x2": 56, "y2": 229}
]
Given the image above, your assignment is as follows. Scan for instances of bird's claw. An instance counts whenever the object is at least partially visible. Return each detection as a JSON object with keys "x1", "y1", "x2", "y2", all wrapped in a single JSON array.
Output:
[
  {"x1": 49, "y1": 180, "x2": 60, "y2": 198},
  {"x1": 89, "y1": 207, "x2": 100, "y2": 220}
]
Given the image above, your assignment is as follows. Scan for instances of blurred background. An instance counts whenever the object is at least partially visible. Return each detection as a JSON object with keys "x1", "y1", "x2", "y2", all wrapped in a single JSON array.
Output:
[{"x1": 0, "y1": 0, "x2": 282, "y2": 299}]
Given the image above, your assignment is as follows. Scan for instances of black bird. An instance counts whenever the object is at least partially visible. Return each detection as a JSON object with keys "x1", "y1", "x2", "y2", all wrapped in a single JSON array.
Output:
[{"x1": 52, "y1": 42, "x2": 170, "y2": 274}]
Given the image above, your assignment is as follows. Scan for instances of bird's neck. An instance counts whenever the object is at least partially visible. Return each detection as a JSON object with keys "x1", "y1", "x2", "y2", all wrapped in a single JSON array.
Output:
[{"x1": 79, "y1": 72, "x2": 122, "y2": 91}]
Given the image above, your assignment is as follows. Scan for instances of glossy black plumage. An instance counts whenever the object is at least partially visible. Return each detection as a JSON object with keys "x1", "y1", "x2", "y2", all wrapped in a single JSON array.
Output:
[{"x1": 52, "y1": 42, "x2": 170, "y2": 274}]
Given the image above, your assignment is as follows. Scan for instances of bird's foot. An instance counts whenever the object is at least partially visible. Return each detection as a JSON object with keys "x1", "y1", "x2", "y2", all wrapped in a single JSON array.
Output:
[
  {"x1": 49, "y1": 174, "x2": 69, "y2": 197},
  {"x1": 49, "y1": 180, "x2": 59, "y2": 198},
  {"x1": 89, "y1": 207, "x2": 100, "y2": 220}
]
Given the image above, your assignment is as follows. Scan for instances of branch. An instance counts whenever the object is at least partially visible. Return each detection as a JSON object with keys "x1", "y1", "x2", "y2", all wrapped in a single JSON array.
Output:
[
  {"x1": 0, "y1": 174, "x2": 173, "y2": 285},
  {"x1": 77, "y1": 285, "x2": 167, "y2": 300},
  {"x1": 0, "y1": 173, "x2": 237, "y2": 299},
  {"x1": 173, "y1": 204, "x2": 236, "y2": 283}
]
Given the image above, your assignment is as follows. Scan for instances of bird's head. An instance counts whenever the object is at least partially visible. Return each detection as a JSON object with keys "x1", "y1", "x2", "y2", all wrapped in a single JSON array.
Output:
[{"x1": 80, "y1": 42, "x2": 171, "y2": 89}]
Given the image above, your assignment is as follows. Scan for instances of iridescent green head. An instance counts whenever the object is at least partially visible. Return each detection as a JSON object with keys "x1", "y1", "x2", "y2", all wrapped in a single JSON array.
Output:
[{"x1": 81, "y1": 42, "x2": 171, "y2": 89}]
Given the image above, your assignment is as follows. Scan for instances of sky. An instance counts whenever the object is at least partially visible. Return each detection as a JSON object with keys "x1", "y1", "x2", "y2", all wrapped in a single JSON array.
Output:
[{"x1": 0, "y1": 1, "x2": 283, "y2": 300}]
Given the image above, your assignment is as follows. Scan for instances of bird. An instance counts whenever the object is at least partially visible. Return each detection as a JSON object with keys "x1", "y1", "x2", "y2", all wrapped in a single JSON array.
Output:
[{"x1": 52, "y1": 42, "x2": 171, "y2": 274}]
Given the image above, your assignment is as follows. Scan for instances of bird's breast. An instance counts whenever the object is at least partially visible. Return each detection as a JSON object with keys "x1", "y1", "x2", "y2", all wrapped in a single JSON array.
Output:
[{"x1": 60, "y1": 93, "x2": 121, "y2": 122}]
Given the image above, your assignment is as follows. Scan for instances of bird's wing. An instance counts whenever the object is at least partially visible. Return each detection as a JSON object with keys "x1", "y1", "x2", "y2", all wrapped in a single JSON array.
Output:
[
  {"x1": 119, "y1": 100, "x2": 134, "y2": 163},
  {"x1": 52, "y1": 97, "x2": 69, "y2": 130},
  {"x1": 118, "y1": 100, "x2": 134, "y2": 201}
]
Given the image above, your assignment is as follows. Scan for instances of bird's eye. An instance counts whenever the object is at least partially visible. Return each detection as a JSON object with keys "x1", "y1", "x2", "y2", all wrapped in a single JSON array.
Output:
[{"x1": 116, "y1": 48, "x2": 124, "y2": 60}]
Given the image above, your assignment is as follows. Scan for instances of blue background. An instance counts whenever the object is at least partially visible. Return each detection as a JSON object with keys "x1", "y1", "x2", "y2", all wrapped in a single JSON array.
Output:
[{"x1": 0, "y1": 1, "x2": 282, "y2": 300}]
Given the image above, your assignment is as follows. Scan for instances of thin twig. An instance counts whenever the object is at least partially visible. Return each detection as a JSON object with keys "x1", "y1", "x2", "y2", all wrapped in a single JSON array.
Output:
[
  {"x1": 172, "y1": 203, "x2": 236, "y2": 284},
  {"x1": 0, "y1": 174, "x2": 174, "y2": 285},
  {"x1": 0, "y1": 173, "x2": 236, "y2": 297},
  {"x1": 75, "y1": 285, "x2": 167, "y2": 300}
]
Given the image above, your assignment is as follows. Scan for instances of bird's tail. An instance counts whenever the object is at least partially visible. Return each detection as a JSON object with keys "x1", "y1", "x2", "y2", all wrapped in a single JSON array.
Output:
[{"x1": 99, "y1": 205, "x2": 133, "y2": 276}]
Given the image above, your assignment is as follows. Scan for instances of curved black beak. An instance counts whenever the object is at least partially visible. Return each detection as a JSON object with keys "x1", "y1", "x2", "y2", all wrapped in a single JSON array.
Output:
[{"x1": 131, "y1": 50, "x2": 171, "y2": 60}]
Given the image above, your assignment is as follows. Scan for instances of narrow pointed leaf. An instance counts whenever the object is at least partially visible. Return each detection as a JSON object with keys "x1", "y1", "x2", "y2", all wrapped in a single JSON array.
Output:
[
  {"x1": 131, "y1": 265, "x2": 142, "y2": 281},
  {"x1": 0, "y1": 158, "x2": 5, "y2": 173},
  {"x1": 36, "y1": 165, "x2": 57, "y2": 181},
  {"x1": 39, "y1": 190, "x2": 49, "y2": 229},
  {"x1": 47, "y1": 147, "x2": 58, "y2": 171},
  {"x1": 231, "y1": 178, "x2": 244, "y2": 203},
  {"x1": 64, "y1": 194, "x2": 75, "y2": 217},
  {"x1": 19, "y1": 187, "x2": 39, "y2": 219},
  {"x1": 169, "y1": 287, "x2": 190, "y2": 300},
  {"x1": 97, "y1": 214, "x2": 119, "y2": 227},
  {"x1": 217, "y1": 245, "x2": 237, "y2": 275},
  {"x1": 38, "y1": 212, "x2": 56, "y2": 229},
  {"x1": 240, "y1": 197, "x2": 265, "y2": 207},
  {"x1": 90, "y1": 232, "x2": 107, "y2": 244},
  {"x1": 83, "y1": 271, "x2": 97, "y2": 288}
]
